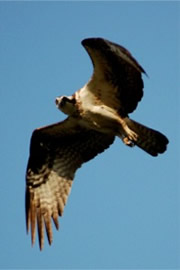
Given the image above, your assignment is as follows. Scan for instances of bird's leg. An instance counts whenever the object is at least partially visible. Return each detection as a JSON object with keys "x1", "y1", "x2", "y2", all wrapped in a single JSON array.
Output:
[{"x1": 118, "y1": 118, "x2": 138, "y2": 147}]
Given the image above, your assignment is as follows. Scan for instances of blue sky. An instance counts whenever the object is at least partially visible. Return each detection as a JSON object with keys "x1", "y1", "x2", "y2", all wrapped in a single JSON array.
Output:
[{"x1": 0, "y1": 1, "x2": 179, "y2": 269}]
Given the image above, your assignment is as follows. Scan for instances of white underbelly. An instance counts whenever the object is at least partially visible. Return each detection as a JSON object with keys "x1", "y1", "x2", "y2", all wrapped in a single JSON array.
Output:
[
  {"x1": 80, "y1": 104, "x2": 121, "y2": 133},
  {"x1": 76, "y1": 85, "x2": 122, "y2": 133}
]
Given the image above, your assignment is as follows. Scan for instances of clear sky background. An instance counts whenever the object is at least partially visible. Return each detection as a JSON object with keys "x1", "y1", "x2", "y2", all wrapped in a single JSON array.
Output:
[{"x1": 0, "y1": 1, "x2": 179, "y2": 269}]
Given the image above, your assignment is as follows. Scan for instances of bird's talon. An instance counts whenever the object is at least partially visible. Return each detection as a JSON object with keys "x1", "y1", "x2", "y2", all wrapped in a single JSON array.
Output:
[{"x1": 123, "y1": 137, "x2": 134, "y2": 147}]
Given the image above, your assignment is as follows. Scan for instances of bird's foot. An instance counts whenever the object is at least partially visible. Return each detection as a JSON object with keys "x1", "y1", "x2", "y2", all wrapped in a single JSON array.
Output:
[
  {"x1": 122, "y1": 129, "x2": 138, "y2": 147},
  {"x1": 123, "y1": 137, "x2": 135, "y2": 147}
]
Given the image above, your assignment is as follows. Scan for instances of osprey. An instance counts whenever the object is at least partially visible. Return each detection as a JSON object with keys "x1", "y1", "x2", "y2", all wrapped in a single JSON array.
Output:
[{"x1": 26, "y1": 38, "x2": 169, "y2": 250}]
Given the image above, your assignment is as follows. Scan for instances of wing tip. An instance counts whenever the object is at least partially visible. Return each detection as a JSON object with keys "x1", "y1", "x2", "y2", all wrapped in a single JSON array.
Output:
[
  {"x1": 81, "y1": 37, "x2": 104, "y2": 48},
  {"x1": 25, "y1": 186, "x2": 63, "y2": 250}
]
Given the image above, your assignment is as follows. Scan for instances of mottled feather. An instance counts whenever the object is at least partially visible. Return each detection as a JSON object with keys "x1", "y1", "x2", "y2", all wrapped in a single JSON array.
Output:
[
  {"x1": 26, "y1": 118, "x2": 114, "y2": 249},
  {"x1": 26, "y1": 37, "x2": 169, "y2": 250},
  {"x1": 82, "y1": 38, "x2": 146, "y2": 115}
]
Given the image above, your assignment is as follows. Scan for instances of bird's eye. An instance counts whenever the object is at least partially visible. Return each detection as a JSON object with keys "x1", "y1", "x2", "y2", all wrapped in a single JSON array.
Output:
[{"x1": 61, "y1": 96, "x2": 68, "y2": 106}]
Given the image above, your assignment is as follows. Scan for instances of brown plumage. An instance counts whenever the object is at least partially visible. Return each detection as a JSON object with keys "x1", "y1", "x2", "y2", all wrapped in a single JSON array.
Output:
[
  {"x1": 26, "y1": 37, "x2": 169, "y2": 250},
  {"x1": 26, "y1": 119, "x2": 114, "y2": 250},
  {"x1": 124, "y1": 118, "x2": 168, "y2": 156}
]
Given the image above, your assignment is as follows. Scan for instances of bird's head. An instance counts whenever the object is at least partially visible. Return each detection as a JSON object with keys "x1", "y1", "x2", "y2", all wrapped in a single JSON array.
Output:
[{"x1": 55, "y1": 95, "x2": 76, "y2": 115}]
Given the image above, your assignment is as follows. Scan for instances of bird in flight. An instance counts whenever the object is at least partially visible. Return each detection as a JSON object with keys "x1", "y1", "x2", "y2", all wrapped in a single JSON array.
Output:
[{"x1": 26, "y1": 37, "x2": 169, "y2": 250}]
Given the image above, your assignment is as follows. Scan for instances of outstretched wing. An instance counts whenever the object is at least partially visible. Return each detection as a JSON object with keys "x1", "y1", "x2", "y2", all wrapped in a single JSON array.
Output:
[
  {"x1": 26, "y1": 117, "x2": 114, "y2": 250},
  {"x1": 82, "y1": 37, "x2": 146, "y2": 115}
]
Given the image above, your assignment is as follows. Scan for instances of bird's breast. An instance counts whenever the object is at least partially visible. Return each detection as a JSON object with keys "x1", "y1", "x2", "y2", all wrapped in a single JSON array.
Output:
[{"x1": 76, "y1": 85, "x2": 122, "y2": 133}]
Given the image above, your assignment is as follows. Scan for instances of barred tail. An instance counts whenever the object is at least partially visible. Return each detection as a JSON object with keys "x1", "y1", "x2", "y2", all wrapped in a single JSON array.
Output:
[{"x1": 125, "y1": 118, "x2": 169, "y2": 156}]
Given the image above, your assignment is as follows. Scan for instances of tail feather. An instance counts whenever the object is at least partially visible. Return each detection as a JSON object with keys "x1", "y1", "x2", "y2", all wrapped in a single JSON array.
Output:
[{"x1": 125, "y1": 118, "x2": 169, "y2": 156}]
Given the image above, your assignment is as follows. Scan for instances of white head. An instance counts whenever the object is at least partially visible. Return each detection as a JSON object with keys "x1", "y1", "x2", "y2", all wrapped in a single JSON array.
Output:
[{"x1": 55, "y1": 95, "x2": 76, "y2": 115}]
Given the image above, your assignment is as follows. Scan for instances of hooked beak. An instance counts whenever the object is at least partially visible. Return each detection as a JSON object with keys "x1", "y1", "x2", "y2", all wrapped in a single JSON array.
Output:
[{"x1": 55, "y1": 97, "x2": 61, "y2": 107}]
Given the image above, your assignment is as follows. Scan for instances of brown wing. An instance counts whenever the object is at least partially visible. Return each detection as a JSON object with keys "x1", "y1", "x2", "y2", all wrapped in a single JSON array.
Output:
[
  {"x1": 82, "y1": 37, "x2": 146, "y2": 115},
  {"x1": 26, "y1": 117, "x2": 114, "y2": 250}
]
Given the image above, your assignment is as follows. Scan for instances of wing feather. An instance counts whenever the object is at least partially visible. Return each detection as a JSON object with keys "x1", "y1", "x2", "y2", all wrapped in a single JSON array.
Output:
[
  {"x1": 37, "y1": 208, "x2": 44, "y2": 250},
  {"x1": 26, "y1": 117, "x2": 114, "y2": 249},
  {"x1": 82, "y1": 37, "x2": 146, "y2": 115}
]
